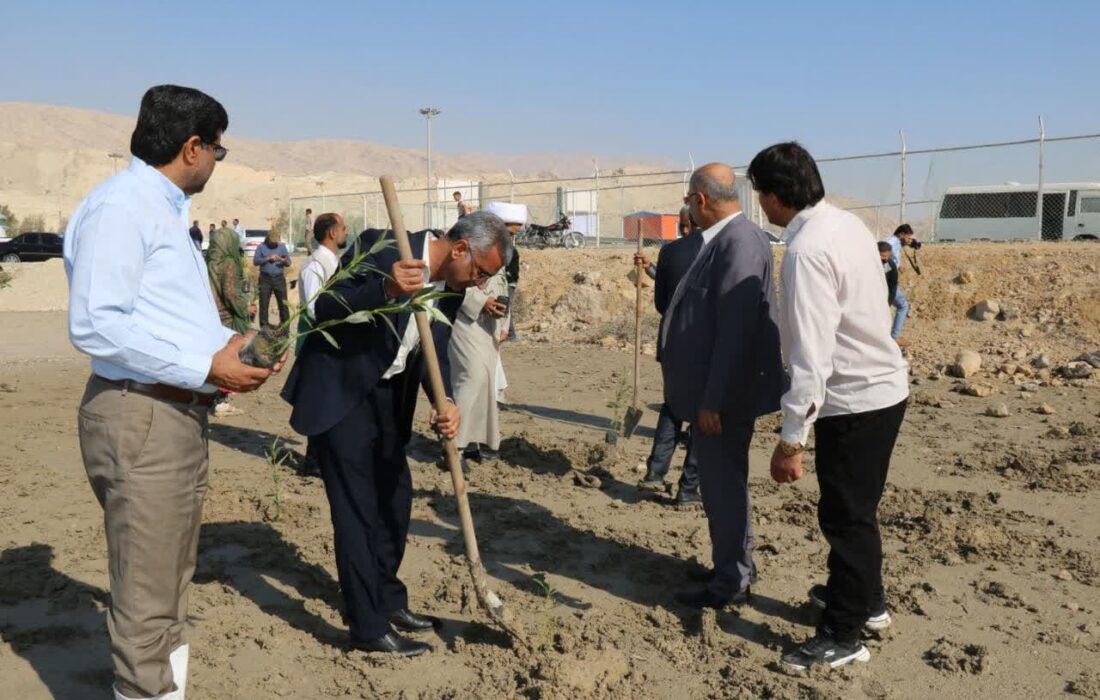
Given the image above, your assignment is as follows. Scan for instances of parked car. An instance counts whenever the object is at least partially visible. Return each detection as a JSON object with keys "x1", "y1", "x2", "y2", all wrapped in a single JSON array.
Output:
[
  {"x1": 243, "y1": 229, "x2": 270, "y2": 257},
  {"x1": 0, "y1": 232, "x2": 64, "y2": 262}
]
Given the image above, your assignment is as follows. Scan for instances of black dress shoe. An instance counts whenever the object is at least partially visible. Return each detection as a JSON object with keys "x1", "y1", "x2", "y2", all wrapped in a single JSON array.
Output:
[
  {"x1": 350, "y1": 631, "x2": 432, "y2": 657},
  {"x1": 674, "y1": 488, "x2": 702, "y2": 506},
  {"x1": 387, "y1": 608, "x2": 442, "y2": 633},
  {"x1": 675, "y1": 586, "x2": 751, "y2": 610},
  {"x1": 686, "y1": 565, "x2": 758, "y2": 585}
]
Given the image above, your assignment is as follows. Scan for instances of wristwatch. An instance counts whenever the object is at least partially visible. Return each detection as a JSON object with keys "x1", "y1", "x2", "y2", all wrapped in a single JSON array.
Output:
[{"x1": 778, "y1": 440, "x2": 804, "y2": 457}]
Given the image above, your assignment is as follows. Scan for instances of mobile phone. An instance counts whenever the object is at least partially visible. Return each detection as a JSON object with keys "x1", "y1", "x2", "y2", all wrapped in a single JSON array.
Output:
[{"x1": 495, "y1": 295, "x2": 510, "y2": 310}]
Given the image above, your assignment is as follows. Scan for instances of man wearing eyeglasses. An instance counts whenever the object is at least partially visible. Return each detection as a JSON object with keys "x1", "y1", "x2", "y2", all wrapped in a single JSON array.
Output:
[
  {"x1": 64, "y1": 85, "x2": 275, "y2": 700},
  {"x1": 282, "y1": 211, "x2": 513, "y2": 658}
]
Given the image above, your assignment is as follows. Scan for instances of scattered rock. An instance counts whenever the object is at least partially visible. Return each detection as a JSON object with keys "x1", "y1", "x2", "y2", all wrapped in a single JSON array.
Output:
[
  {"x1": 950, "y1": 350, "x2": 982, "y2": 378},
  {"x1": 961, "y1": 383, "x2": 995, "y2": 398},
  {"x1": 969, "y1": 300, "x2": 1000, "y2": 322},
  {"x1": 1061, "y1": 362, "x2": 1094, "y2": 379},
  {"x1": 572, "y1": 270, "x2": 602, "y2": 285},
  {"x1": 954, "y1": 271, "x2": 975, "y2": 284},
  {"x1": 1036, "y1": 403, "x2": 1056, "y2": 415},
  {"x1": 996, "y1": 304, "x2": 1019, "y2": 322},
  {"x1": 1075, "y1": 351, "x2": 1100, "y2": 369},
  {"x1": 1033, "y1": 354, "x2": 1052, "y2": 369},
  {"x1": 1057, "y1": 569, "x2": 1075, "y2": 582},
  {"x1": 598, "y1": 335, "x2": 618, "y2": 348},
  {"x1": 985, "y1": 404, "x2": 1010, "y2": 418}
]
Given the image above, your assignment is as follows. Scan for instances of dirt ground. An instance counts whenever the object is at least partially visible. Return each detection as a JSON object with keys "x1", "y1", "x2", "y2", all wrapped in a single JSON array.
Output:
[{"x1": 1, "y1": 242, "x2": 1098, "y2": 699}]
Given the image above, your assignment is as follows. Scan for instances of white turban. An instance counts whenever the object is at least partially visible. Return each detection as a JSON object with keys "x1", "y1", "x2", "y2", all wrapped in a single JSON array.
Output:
[{"x1": 484, "y1": 201, "x2": 528, "y2": 226}]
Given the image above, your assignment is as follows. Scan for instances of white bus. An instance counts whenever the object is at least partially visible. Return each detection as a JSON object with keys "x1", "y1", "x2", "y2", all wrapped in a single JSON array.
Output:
[{"x1": 933, "y1": 182, "x2": 1100, "y2": 242}]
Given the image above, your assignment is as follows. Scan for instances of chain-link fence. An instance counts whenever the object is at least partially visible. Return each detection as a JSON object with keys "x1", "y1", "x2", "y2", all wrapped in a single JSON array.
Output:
[{"x1": 284, "y1": 127, "x2": 1100, "y2": 250}]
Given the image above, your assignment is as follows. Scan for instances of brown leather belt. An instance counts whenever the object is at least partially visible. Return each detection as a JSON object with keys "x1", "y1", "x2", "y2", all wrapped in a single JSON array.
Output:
[{"x1": 96, "y1": 376, "x2": 218, "y2": 407}]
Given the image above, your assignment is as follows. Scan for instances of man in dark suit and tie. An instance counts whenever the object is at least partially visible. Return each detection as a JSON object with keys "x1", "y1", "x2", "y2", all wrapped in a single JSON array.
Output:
[
  {"x1": 635, "y1": 206, "x2": 704, "y2": 505},
  {"x1": 281, "y1": 212, "x2": 513, "y2": 656},
  {"x1": 662, "y1": 163, "x2": 787, "y2": 609}
]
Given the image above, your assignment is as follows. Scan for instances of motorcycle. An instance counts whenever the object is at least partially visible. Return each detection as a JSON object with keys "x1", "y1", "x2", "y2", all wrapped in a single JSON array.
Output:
[{"x1": 517, "y1": 214, "x2": 585, "y2": 249}]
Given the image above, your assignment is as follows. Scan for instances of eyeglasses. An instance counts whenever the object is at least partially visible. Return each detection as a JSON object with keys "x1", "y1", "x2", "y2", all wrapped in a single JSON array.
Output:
[
  {"x1": 468, "y1": 252, "x2": 494, "y2": 282},
  {"x1": 201, "y1": 140, "x2": 228, "y2": 162}
]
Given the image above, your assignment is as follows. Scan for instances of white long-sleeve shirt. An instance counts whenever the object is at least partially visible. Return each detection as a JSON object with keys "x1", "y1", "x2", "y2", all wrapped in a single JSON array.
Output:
[
  {"x1": 778, "y1": 202, "x2": 909, "y2": 444},
  {"x1": 298, "y1": 245, "x2": 340, "y2": 315}
]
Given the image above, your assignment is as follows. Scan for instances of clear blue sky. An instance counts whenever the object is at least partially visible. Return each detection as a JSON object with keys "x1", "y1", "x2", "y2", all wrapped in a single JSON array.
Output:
[{"x1": 2, "y1": 0, "x2": 1099, "y2": 164}]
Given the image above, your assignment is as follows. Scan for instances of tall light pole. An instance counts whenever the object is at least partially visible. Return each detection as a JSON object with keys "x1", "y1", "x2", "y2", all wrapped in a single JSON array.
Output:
[
  {"x1": 107, "y1": 152, "x2": 124, "y2": 174},
  {"x1": 419, "y1": 107, "x2": 441, "y2": 228}
]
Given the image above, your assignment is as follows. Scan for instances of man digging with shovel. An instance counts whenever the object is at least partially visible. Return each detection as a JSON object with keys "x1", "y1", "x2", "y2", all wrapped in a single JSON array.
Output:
[{"x1": 281, "y1": 211, "x2": 513, "y2": 656}]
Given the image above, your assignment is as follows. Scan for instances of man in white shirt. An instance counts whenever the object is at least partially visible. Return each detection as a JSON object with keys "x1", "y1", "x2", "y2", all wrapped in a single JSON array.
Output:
[
  {"x1": 747, "y1": 142, "x2": 909, "y2": 673},
  {"x1": 232, "y1": 217, "x2": 246, "y2": 250},
  {"x1": 295, "y1": 213, "x2": 348, "y2": 472}
]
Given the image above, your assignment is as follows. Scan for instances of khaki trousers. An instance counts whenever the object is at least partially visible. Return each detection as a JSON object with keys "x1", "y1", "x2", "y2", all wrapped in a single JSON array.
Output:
[{"x1": 78, "y1": 376, "x2": 209, "y2": 698}]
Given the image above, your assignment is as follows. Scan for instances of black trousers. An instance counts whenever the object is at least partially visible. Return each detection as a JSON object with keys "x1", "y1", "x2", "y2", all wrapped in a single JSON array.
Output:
[
  {"x1": 692, "y1": 418, "x2": 755, "y2": 598},
  {"x1": 259, "y1": 273, "x2": 289, "y2": 328},
  {"x1": 815, "y1": 399, "x2": 907, "y2": 643},
  {"x1": 644, "y1": 402, "x2": 699, "y2": 493}
]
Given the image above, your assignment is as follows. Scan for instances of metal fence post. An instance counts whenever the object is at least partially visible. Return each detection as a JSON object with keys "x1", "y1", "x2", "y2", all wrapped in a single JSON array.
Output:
[
  {"x1": 1037, "y1": 115, "x2": 1045, "y2": 239},
  {"x1": 899, "y1": 129, "x2": 907, "y2": 225},
  {"x1": 593, "y1": 160, "x2": 600, "y2": 247},
  {"x1": 362, "y1": 194, "x2": 368, "y2": 229}
]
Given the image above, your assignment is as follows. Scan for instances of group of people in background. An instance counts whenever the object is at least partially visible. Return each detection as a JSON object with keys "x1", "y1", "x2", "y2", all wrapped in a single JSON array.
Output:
[
  {"x1": 62, "y1": 85, "x2": 915, "y2": 699},
  {"x1": 188, "y1": 217, "x2": 246, "y2": 251}
]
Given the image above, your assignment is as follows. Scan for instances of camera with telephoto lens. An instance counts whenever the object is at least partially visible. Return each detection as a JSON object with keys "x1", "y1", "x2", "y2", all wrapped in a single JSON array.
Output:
[{"x1": 909, "y1": 240, "x2": 922, "y2": 250}]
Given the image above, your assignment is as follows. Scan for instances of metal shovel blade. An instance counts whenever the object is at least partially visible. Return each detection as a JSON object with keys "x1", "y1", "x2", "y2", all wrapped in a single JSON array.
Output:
[{"x1": 622, "y1": 405, "x2": 644, "y2": 438}]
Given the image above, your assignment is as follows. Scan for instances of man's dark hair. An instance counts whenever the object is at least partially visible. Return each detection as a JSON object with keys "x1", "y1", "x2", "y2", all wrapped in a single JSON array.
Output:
[
  {"x1": 453, "y1": 191, "x2": 462, "y2": 198},
  {"x1": 746, "y1": 141, "x2": 826, "y2": 211},
  {"x1": 129, "y1": 85, "x2": 228, "y2": 167},
  {"x1": 192, "y1": 220, "x2": 198, "y2": 225},
  {"x1": 305, "y1": 208, "x2": 312, "y2": 214},
  {"x1": 894, "y1": 223, "x2": 913, "y2": 236},
  {"x1": 877, "y1": 241, "x2": 892, "y2": 253},
  {"x1": 313, "y1": 213, "x2": 340, "y2": 244}
]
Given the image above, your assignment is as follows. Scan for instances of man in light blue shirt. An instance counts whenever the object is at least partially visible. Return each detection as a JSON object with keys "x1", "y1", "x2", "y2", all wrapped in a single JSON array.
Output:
[
  {"x1": 882, "y1": 223, "x2": 916, "y2": 344},
  {"x1": 64, "y1": 85, "x2": 278, "y2": 700}
]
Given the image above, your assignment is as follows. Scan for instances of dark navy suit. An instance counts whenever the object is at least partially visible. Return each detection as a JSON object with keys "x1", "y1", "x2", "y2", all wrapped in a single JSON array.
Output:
[{"x1": 281, "y1": 229, "x2": 457, "y2": 640}]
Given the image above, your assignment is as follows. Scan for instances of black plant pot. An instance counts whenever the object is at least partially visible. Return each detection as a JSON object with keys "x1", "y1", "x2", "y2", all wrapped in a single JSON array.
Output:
[{"x1": 239, "y1": 327, "x2": 288, "y2": 369}]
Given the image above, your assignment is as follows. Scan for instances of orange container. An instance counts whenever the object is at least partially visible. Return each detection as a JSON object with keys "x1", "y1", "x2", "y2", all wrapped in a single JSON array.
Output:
[{"x1": 623, "y1": 212, "x2": 679, "y2": 241}]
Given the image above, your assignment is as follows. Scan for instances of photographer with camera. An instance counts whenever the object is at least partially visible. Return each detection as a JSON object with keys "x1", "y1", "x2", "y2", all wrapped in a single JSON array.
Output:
[{"x1": 883, "y1": 223, "x2": 922, "y2": 347}]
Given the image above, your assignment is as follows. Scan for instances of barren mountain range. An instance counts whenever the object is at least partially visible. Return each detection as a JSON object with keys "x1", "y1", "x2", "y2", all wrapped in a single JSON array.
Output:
[{"x1": 0, "y1": 102, "x2": 664, "y2": 230}]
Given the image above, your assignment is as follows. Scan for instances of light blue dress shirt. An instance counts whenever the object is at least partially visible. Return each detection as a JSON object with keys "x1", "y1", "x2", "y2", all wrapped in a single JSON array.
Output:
[{"x1": 64, "y1": 157, "x2": 235, "y2": 391}]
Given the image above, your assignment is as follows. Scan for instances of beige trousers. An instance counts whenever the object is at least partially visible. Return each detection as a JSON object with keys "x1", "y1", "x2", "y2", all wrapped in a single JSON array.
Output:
[{"x1": 78, "y1": 376, "x2": 209, "y2": 698}]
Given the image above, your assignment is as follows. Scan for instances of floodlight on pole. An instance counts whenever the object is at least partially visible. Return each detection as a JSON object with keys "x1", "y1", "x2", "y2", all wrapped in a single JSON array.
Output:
[
  {"x1": 419, "y1": 107, "x2": 441, "y2": 228},
  {"x1": 108, "y1": 152, "x2": 125, "y2": 174}
]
